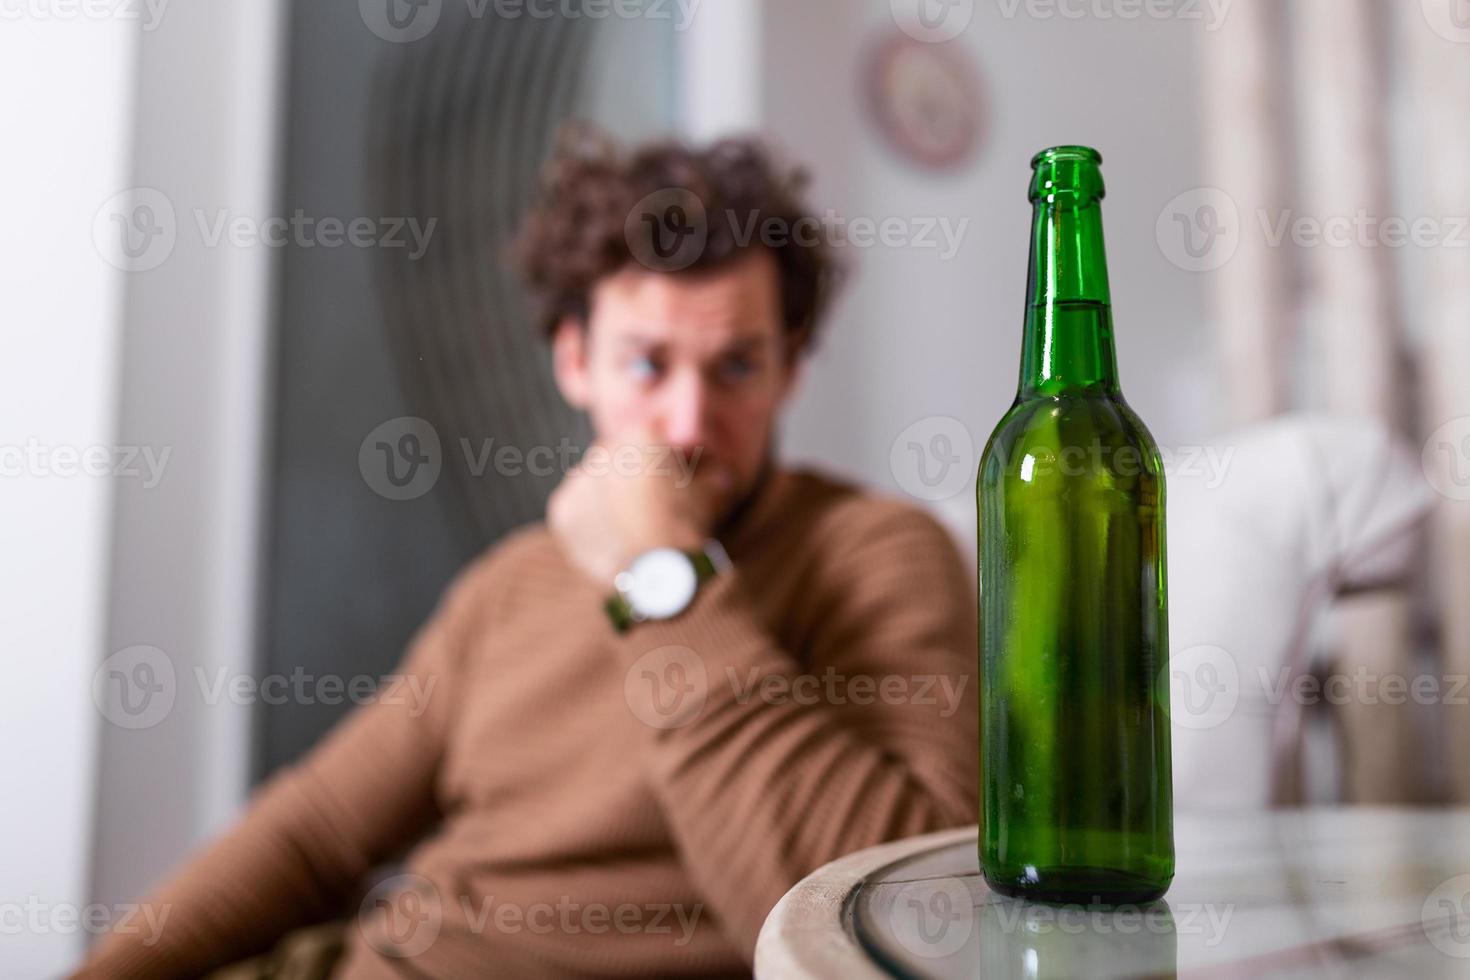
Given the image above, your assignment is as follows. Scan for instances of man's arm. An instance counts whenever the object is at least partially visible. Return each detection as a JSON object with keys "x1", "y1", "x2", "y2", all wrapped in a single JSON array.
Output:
[
  {"x1": 72, "y1": 558, "x2": 494, "y2": 980},
  {"x1": 615, "y1": 502, "x2": 978, "y2": 959}
]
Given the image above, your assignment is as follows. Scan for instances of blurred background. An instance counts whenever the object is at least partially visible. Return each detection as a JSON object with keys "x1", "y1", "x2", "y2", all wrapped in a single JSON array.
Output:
[{"x1": 4, "y1": 0, "x2": 1470, "y2": 975}]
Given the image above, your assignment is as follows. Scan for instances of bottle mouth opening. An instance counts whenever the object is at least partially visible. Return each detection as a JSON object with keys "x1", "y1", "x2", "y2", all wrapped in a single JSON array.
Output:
[
  {"x1": 1030, "y1": 145, "x2": 1103, "y2": 169},
  {"x1": 1028, "y1": 145, "x2": 1106, "y2": 204}
]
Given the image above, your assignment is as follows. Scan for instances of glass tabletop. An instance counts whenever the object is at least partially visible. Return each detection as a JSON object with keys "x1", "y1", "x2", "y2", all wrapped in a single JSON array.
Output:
[{"x1": 848, "y1": 808, "x2": 1470, "y2": 978}]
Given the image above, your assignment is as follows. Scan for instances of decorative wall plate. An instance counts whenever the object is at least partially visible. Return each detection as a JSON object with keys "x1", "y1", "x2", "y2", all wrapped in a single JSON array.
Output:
[{"x1": 864, "y1": 32, "x2": 985, "y2": 172}]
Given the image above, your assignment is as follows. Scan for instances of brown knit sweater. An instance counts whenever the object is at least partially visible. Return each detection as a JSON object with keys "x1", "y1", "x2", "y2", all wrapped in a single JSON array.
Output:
[{"x1": 75, "y1": 467, "x2": 978, "y2": 979}]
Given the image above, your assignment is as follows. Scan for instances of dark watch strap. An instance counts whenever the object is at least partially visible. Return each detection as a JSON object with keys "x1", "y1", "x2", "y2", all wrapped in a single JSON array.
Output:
[
  {"x1": 604, "y1": 592, "x2": 637, "y2": 634},
  {"x1": 689, "y1": 548, "x2": 720, "y2": 583}
]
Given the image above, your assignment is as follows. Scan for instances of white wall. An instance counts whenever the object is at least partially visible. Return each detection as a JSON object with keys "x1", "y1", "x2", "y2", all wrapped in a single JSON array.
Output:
[
  {"x1": 88, "y1": 0, "x2": 287, "y2": 935},
  {"x1": 0, "y1": 14, "x2": 136, "y2": 980},
  {"x1": 684, "y1": 0, "x2": 1218, "y2": 541},
  {"x1": 0, "y1": 6, "x2": 283, "y2": 976},
  {"x1": 679, "y1": 0, "x2": 763, "y2": 140}
]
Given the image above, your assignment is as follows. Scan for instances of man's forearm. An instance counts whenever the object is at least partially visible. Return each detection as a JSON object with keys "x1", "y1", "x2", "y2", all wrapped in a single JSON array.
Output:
[{"x1": 614, "y1": 542, "x2": 978, "y2": 960}]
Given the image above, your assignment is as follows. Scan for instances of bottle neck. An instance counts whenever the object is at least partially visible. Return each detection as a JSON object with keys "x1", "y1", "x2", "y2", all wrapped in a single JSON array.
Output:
[{"x1": 1019, "y1": 196, "x2": 1120, "y2": 399}]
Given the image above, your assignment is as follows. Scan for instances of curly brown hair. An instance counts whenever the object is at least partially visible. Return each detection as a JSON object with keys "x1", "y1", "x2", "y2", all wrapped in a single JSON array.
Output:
[{"x1": 512, "y1": 125, "x2": 843, "y2": 354}]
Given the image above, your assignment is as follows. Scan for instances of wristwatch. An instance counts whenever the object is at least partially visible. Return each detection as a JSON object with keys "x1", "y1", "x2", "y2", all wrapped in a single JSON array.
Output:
[{"x1": 604, "y1": 540, "x2": 731, "y2": 633}]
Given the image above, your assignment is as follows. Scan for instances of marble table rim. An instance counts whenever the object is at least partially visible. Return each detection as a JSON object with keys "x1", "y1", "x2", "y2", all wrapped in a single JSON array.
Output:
[{"x1": 753, "y1": 809, "x2": 1470, "y2": 980}]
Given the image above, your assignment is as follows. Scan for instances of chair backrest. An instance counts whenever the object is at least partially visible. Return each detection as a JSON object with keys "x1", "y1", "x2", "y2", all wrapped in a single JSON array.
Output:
[{"x1": 1165, "y1": 415, "x2": 1431, "y2": 807}]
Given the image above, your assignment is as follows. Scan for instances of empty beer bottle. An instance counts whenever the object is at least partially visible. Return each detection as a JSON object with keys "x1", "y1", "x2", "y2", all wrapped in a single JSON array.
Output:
[{"x1": 978, "y1": 146, "x2": 1173, "y2": 904}]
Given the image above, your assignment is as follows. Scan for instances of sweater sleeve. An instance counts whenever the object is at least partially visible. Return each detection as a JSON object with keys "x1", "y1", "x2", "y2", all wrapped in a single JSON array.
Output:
[
  {"x1": 71, "y1": 561, "x2": 489, "y2": 980},
  {"x1": 614, "y1": 504, "x2": 979, "y2": 960}
]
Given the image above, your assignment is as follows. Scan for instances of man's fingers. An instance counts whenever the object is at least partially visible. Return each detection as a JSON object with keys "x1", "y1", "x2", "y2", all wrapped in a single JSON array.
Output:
[{"x1": 680, "y1": 458, "x2": 734, "y2": 523}]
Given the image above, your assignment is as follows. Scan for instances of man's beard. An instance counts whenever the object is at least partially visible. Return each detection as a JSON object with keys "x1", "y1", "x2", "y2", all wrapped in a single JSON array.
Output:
[{"x1": 713, "y1": 453, "x2": 776, "y2": 537}]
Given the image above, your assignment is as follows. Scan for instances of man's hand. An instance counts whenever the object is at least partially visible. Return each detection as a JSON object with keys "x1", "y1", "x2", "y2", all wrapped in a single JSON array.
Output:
[{"x1": 548, "y1": 435, "x2": 734, "y2": 586}]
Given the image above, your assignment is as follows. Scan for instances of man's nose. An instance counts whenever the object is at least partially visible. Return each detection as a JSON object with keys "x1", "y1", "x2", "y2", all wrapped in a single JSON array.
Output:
[{"x1": 659, "y1": 369, "x2": 711, "y2": 451}]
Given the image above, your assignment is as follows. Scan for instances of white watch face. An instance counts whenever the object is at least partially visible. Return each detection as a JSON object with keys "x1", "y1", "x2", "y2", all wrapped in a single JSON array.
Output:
[{"x1": 626, "y1": 548, "x2": 699, "y2": 621}]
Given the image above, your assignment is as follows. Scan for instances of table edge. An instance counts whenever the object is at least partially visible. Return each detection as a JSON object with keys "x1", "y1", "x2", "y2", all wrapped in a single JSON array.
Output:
[{"x1": 754, "y1": 826, "x2": 979, "y2": 979}]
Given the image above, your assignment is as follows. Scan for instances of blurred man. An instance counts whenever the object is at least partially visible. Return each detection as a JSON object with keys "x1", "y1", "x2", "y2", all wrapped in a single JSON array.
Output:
[{"x1": 76, "y1": 130, "x2": 977, "y2": 979}]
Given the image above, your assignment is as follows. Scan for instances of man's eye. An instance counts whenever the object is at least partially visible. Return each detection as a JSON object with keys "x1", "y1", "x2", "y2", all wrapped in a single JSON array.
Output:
[
  {"x1": 718, "y1": 356, "x2": 757, "y2": 381},
  {"x1": 628, "y1": 356, "x2": 661, "y2": 382}
]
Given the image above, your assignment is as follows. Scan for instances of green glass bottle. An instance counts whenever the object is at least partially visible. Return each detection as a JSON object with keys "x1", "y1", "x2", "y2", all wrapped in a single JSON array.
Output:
[{"x1": 978, "y1": 146, "x2": 1173, "y2": 904}]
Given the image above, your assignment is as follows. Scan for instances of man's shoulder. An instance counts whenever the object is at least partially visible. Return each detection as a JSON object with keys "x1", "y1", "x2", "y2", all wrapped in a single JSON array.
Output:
[
  {"x1": 776, "y1": 467, "x2": 974, "y2": 621},
  {"x1": 778, "y1": 466, "x2": 963, "y2": 554},
  {"x1": 429, "y1": 522, "x2": 564, "y2": 615},
  {"x1": 764, "y1": 470, "x2": 970, "y2": 578}
]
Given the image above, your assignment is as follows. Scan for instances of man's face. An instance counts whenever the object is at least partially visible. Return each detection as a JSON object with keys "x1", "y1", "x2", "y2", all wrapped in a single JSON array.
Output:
[{"x1": 552, "y1": 248, "x2": 799, "y2": 510}]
